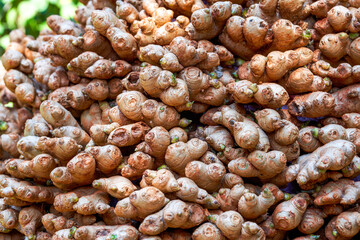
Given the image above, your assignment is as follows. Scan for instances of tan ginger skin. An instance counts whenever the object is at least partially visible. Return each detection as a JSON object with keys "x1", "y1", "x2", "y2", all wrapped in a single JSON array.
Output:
[
  {"x1": 228, "y1": 81, "x2": 289, "y2": 109},
  {"x1": 211, "y1": 105, "x2": 270, "y2": 151},
  {"x1": 192, "y1": 222, "x2": 224, "y2": 240},
  {"x1": 18, "y1": 206, "x2": 43, "y2": 239},
  {"x1": 0, "y1": 133, "x2": 21, "y2": 157},
  {"x1": 260, "y1": 216, "x2": 286, "y2": 240},
  {"x1": 310, "y1": 60, "x2": 360, "y2": 87},
  {"x1": 237, "y1": 47, "x2": 314, "y2": 82},
  {"x1": 0, "y1": 179, "x2": 61, "y2": 204},
  {"x1": 314, "y1": 179, "x2": 360, "y2": 206},
  {"x1": 325, "y1": 210, "x2": 360, "y2": 240},
  {"x1": 16, "y1": 136, "x2": 42, "y2": 159},
  {"x1": 319, "y1": 33, "x2": 350, "y2": 62},
  {"x1": 40, "y1": 100, "x2": 81, "y2": 129},
  {"x1": 200, "y1": 151, "x2": 224, "y2": 165},
  {"x1": 128, "y1": 0, "x2": 190, "y2": 46},
  {"x1": 114, "y1": 186, "x2": 169, "y2": 220},
  {"x1": 169, "y1": 127, "x2": 188, "y2": 143},
  {"x1": 50, "y1": 153, "x2": 96, "y2": 190},
  {"x1": 221, "y1": 173, "x2": 244, "y2": 189},
  {"x1": 33, "y1": 59, "x2": 70, "y2": 89},
  {"x1": 228, "y1": 150, "x2": 287, "y2": 180},
  {"x1": 1, "y1": 49, "x2": 34, "y2": 74},
  {"x1": 72, "y1": 190, "x2": 110, "y2": 215},
  {"x1": 42, "y1": 213, "x2": 79, "y2": 234},
  {"x1": 215, "y1": 183, "x2": 249, "y2": 211},
  {"x1": 92, "y1": 176, "x2": 137, "y2": 199},
  {"x1": 53, "y1": 187, "x2": 97, "y2": 213},
  {"x1": 138, "y1": 45, "x2": 183, "y2": 72},
  {"x1": 5, "y1": 154, "x2": 57, "y2": 180},
  {"x1": 139, "y1": 39, "x2": 233, "y2": 72},
  {"x1": 52, "y1": 225, "x2": 139, "y2": 240},
  {"x1": 208, "y1": 210, "x2": 244, "y2": 239},
  {"x1": 286, "y1": 140, "x2": 356, "y2": 187},
  {"x1": 245, "y1": 0, "x2": 311, "y2": 24},
  {"x1": 141, "y1": 169, "x2": 180, "y2": 193},
  {"x1": 185, "y1": 161, "x2": 226, "y2": 192},
  {"x1": 0, "y1": 206, "x2": 44, "y2": 239},
  {"x1": 186, "y1": 2, "x2": 242, "y2": 40},
  {"x1": 331, "y1": 83, "x2": 360, "y2": 117},
  {"x1": 36, "y1": 136, "x2": 81, "y2": 166},
  {"x1": 91, "y1": 8, "x2": 138, "y2": 61},
  {"x1": 107, "y1": 122, "x2": 150, "y2": 147},
  {"x1": 202, "y1": 126, "x2": 234, "y2": 152},
  {"x1": 288, "y1": 91, "x2": 336, "y2": 118},
  {"x1": 135, "y1": 126, "x2": 170, "y2": 160},
  {"x1": 23, "y1": 114, "x2": 51, "y2": 138},
  {"x1": 220, "y1": 16, "x2": 309, "y2": 60},
  {"x1": 320, "y1": 117, "x2": 346, "y2": 127},
  {"x1": 72, "y1": 28, "x2": 119, "y2": 60},
  {"x1": 68, "y1": 51, "x2": 132, "y2": 79},
  {"x1": 298, "y1": 126, "x2": 322, "y2": 153},
  {"x1": 254, "y1": 108, "x2": 299, "y2": 146},
  {"x1": 139, "y1": 200, "x2": 206, "y2": 235},
  {"x1": 84, "y1": 79, "x2": 109, "y2": 101},
  {"x1": 85, "y1": 145, "x2": 123, "y2": 174},
  {"x1": 279, "y1": 67, "x2": 332, "y2": 94},
  {"x1": 64, "y1": 84, "x2": 94, "y2": 110},
  {"x1": 165, "y1": 138, "x2": 208, "y2": 175},
  {"x1": 315, "y1": 123, "x2": 360, "y2": 152},
  {"x1": 269, "y1": 135, "x2": 301, "y2": 162},
  {"x1": 52, "y1": 126, "x2": 91, "y2": 147},
  {"x1": 175, "y1": 177, "x2": 220, "y2": 209},
  {"x1": 116, "y1": 91, "x2": 181, "y2": 129},
  {"x1": 237, "y1": 188, "x2": 276, "y2": 219},
  {"x1": 3, "y1": 69, "x2": 32, "y2": 94},
  {"x1": 40, "y1": 35, "x2": 83, "y2": 67},
  {"x1": 342, "y1": 113, "x2": 360, "y2": 128},
  {"x1": 298, "y1": 208, "x2": 327, "y2": 235},
  {"x1": 4, "y1": 1, "x2": 360, "y2": 239},
  {"x1": 139, "y1": 65, "x2": 189, "y2": 107},
  {"x1": 89, "y1": 122, "x2": 120, "y2": 145},
  {"x1": 272, "y1": 194, "x2": 310, "y2": 231},
  {"x1": 119, "y1": 151, "x2": 155, "y2": 179},
  {"x1": 79, "y1": 102, "x2": 107, "y2": 132}
]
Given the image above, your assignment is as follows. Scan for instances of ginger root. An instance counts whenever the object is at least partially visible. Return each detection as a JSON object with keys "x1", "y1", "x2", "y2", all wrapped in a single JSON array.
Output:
[
  {"x1": 286, "y1": 140, "x2": 356, "y2": 188},
  {"x1": 114, "y1": 187, "x2": 169, "y2": 220},
  {"x1": 72, "y1": 190, "x2": 110, "y2": 215},
  {"x1": 50, "y1": 153, "x2": 96, "y2": 190},
  {"x1": 288, "y1": 91, "x2": 335, "y2": 118},
  {"x1": 228, "y1": 150, "x2": 287, "y2": 180},
  {"x1": 228, "y1": 81, "x2": 289, "y2": 109},
  {"x1": 116, "y1": 91, "x2": 182, "y2": 129},
  {"x1": 5, "y1": 154, "x2": 57, "y2": 181},
  {"x1": 186, "y1": 2, "x2": 241, "y2": 40},
  {"x1": 85, "y1": 145, "x2": 123, "y2": 174},
  {"x1": 314, "y1": 179, "x2": 360, "y2": 206},
  {"x1": 325, "y1": 210, "x2": 360, "y2": 240},
  {"x1": 185, "y1": 161, "x2": 226, "y2": 192},
  {"x1": 141, "y1": 168, "x2": 179, "y2": 193},
  {"x1": 272, "y1": 193, "x2": 310, "y2": 231},
  {"x1": 139, "y1": 200, "x2": 206, "y2": 235},
  {"x1": 165, "y1": 138, "x2": 208, "y2": 175},
  {"x1": 237, "y1": 188, "x2": 275, "y2": 219},
  {"x1": 93, "y1": 176, "x2": 137, "y2": 199}
]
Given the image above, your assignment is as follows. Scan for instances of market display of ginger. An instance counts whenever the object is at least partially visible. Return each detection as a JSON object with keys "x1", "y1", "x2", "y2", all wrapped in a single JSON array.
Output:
[{"x1": 1, "y1": 0, "x2": 360, "y2": 239}]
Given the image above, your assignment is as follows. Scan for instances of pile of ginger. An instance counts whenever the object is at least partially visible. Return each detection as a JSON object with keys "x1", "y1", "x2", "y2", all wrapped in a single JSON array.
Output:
[{"x1": 2, "y1": 0, "x2": 360, "y2": 239}]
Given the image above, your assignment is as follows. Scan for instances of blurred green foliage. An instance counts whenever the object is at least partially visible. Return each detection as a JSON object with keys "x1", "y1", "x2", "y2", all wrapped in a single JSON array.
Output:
[{"x1": 0, "y1": 0, "x2": 81, "y2": 55}]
